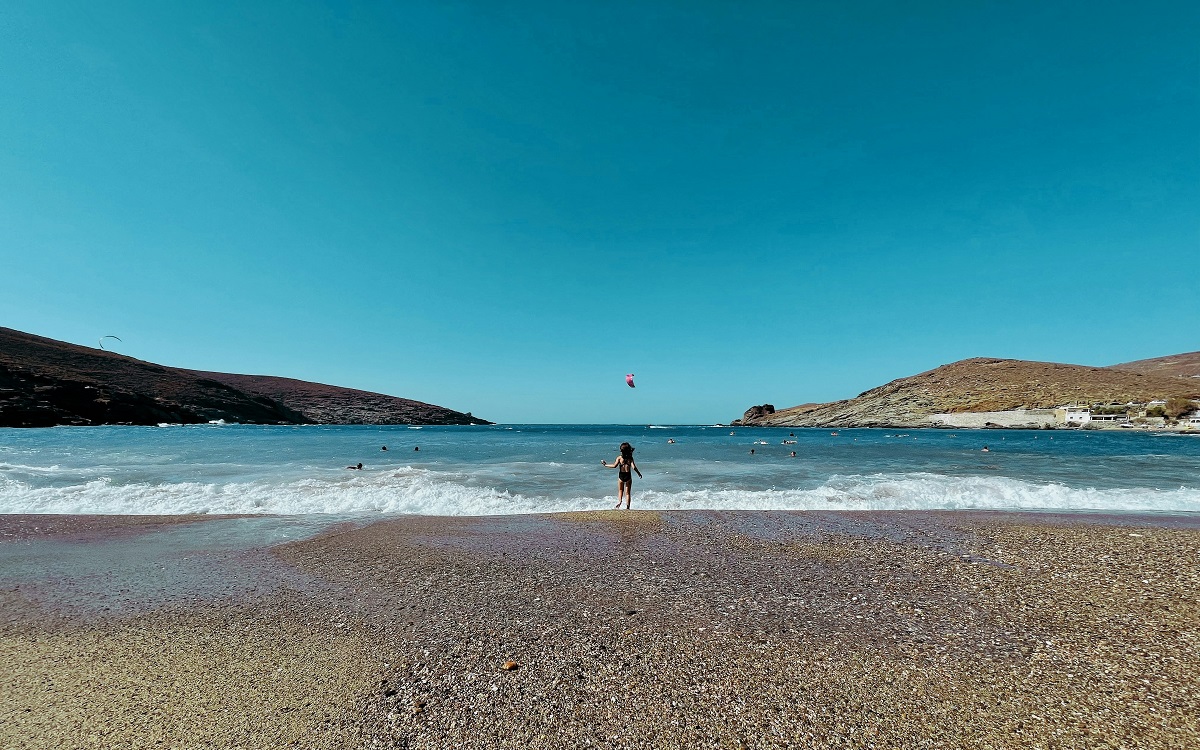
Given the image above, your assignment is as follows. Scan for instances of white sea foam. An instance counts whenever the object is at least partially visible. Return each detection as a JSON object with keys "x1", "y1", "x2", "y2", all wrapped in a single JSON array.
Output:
[
  {"x1": 1, "y1": 470, "x2": 1197, "y2": 516},
  {"x1": 0, "y1": 463, "x2": 65, "y2": 475},
  {"x1": 641, "y1": 474, "x2": 1200, "y2": 514}
]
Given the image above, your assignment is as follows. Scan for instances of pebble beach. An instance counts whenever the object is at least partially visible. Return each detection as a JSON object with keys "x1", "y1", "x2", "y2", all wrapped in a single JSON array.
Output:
[{"x1": 2, "y1": 510, "x2": 1198, "y2": 749}]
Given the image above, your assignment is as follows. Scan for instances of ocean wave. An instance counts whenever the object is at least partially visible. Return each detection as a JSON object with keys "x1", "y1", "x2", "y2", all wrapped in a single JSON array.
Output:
[
  {"x1": 1, "y1": 471, "x2": 1197, "y2": 517},
  {"x1": 642, "y1": 474, "x2": 1200, "y2": 514},
  {"x1": 0, "y1": 462, "x2": 65, "y2": 475}
]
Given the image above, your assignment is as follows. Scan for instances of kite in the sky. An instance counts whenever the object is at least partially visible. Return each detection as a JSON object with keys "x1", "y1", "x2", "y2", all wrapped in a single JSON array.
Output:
[
  {"x1": 98, "y1": 335, "x2": 122, "y2": 350},
  {"x1": 625, "y1": 373, "x2": 636, "y2": 388}
]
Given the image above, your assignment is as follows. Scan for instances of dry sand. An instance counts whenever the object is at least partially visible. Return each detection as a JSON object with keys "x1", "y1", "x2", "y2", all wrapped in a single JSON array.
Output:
[{"x1": 2, "y1": 510, "x2": 1198, "y2": 749}]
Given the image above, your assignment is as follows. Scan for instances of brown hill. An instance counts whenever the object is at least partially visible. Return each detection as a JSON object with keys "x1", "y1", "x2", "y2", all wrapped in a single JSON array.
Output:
[
  {"x1": 738, "y1": 356, "x2": 1200, "y2": 428},
  {"x1": 0, "y1": 327, "x2": 488, "y2": 427},
  {"x1": 1107, "y1": 351, "x2": 1200, "y2": 379}
]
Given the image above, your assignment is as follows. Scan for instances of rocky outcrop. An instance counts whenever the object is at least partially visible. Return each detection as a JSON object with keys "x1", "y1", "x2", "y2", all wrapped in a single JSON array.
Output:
[
  {"x1": 0, "y1": 327, "x2": 489, "y2": 427},
  {"x1": 737, "y1": 356, "x2": 1200, "y2": 428},
  {"x1": 731, "y1": 404, "x2": 775, "y2": 425},
  {"x1": 739, "y1": 402, "x2": 824, "y2": 426}
]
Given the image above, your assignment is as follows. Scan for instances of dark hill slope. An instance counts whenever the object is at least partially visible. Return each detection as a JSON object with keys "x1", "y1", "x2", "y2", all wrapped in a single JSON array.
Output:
[
  {"x1": 0, "y1": 328, "x2": 486, "y2": 427},
  {"x1": 0, "y1": 328, "x2": 305, "y2": 427},
  {"x1": 739, "y1": 356, "x2": 1200, "y2": 428}
]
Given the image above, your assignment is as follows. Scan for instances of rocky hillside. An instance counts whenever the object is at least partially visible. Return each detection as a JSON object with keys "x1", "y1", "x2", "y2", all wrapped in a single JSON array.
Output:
[
  {"x1": 1108, "y1": 351, "x2": 1200, "y2": 378},
  {"x1": 188, "y1": 372, "x2": 485, "y2": 426},
  {"x1": 737, "y1": 356, "x2": 1200, "y2": 428},
  {"x1": 0, "y1": 327, "x2": 488, "y2": 427}
]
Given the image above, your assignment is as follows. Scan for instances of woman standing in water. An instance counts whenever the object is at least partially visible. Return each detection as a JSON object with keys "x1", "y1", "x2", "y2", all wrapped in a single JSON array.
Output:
[{"x1": 601, "y1": 442, "x2": 642, "y2": 509}]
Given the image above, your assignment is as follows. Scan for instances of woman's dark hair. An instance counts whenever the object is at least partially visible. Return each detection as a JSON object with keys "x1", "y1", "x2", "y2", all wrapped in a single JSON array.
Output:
[{"x1": 619, "y1": 442, "x2": 634, "y2": 459}]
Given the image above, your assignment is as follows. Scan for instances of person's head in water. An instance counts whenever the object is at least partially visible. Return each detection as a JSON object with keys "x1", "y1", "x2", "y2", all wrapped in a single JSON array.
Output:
[
  {"x1": 414, "y1": 446, "x2": 419, "y2": 451},
  {"x1": 381, "y1": 446, "x2": 388, "y2": 451},
  {"x1": 619, "y1": 442, "x2": 634, "y2": 461}
]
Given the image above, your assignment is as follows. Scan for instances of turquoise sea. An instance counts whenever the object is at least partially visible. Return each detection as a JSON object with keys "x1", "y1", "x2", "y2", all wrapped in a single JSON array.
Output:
[{"x1": 2, "y1": 424, "x2": 1199, "y2": 516}]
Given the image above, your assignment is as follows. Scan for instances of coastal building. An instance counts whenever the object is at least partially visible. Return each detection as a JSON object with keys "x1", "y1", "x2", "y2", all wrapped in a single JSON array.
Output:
[
  {"x1": 1054, "y1": 407, "x2": 1091, "y2": 425},
  {"x1": 1088, "y1": 413, "x2": 1128, "y2": 424}
]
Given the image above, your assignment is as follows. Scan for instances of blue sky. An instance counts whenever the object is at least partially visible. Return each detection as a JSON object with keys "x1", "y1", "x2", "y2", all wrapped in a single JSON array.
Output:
[{"x1": 2, "y1": 1, "x2": 1197, "y2": 423}]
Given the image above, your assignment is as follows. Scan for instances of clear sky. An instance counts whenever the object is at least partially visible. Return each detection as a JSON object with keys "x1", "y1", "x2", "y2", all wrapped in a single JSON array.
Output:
[{"x1": 2, "y1": 1, "x2": 1197, "y2": 423}]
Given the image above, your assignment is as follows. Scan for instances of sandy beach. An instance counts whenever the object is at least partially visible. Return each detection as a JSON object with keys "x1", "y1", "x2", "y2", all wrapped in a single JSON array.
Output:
[{"x1": 2, "y1": 510, "x2": 1198, "y2": 749}]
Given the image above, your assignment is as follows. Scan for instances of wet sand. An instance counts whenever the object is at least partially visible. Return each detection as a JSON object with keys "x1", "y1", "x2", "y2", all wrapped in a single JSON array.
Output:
[
  {"x1": 0, "y1": 513, "x2": 241, "y2": 541},
  {"x1": 2, "y1": 510, "x2": 1199, "y2": 748}
]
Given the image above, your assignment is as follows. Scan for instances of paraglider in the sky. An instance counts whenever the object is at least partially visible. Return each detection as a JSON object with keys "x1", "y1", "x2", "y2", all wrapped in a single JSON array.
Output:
[
  {"x1": 625, "y1": 373, "x2": 636, "y2": 388},
  {"x1": 98, "y1": 335, "x2": 122, "y2": 350}
]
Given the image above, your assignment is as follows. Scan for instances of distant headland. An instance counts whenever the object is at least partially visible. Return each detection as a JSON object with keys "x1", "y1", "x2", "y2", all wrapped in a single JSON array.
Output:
[
  {"x1": 0, "y1": 327, "x2": 489, "y2": 428},
  {"x1": 735, "y1": 354, "x2": 1200, "y2": 430}
]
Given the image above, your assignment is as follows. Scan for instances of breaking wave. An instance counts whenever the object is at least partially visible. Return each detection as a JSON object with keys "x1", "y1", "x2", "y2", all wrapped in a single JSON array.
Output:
[{"x1": 1, "y1": 470, "x2": 1197, "y2": 516}]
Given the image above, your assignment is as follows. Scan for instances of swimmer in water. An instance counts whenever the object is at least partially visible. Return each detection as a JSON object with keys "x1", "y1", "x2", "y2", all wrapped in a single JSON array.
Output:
[
  {"x1": 601, "y1": 442, "x2": 642, "y2": 510},
  {"x1": 381, "y1": 446, "x2": 388, "y2": 451},
  {"x1": 790, "y1": 451, "x2": 796, "y2": 457},
  {"x1": 981, "y1": 446, "x2": 990, "y2": 452},
  {"x1": 347, "y1": 463, "x2": 363, "y2": 470}
]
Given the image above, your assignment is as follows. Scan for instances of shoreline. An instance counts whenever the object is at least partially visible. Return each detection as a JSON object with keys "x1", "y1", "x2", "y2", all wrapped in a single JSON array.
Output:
[
  {"x1": 3, "y1": 509, "x2": 1198, "y2": 748},
  {"x1": 3, "y1": 506, "x2": 1199, "y2": 539},
  {"x1": 0, "y1": 512, "x2": 256, "y2": 542},
  {"x1": 737, "y1": 421, "x2": 1200, "y2": 433}
]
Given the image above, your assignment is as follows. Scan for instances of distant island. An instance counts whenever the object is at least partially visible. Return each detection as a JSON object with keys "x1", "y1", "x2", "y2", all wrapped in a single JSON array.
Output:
[
  {"x1": 0, "y1": 327, "x2": 489, "y2": 428},
  {"x1": 735, "y1": 354, "x2": 1200, "y2": 430}
]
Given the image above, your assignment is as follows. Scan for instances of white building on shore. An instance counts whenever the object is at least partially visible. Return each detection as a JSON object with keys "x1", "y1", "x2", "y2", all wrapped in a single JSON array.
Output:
[{"x1": 1054, "y1": 407, "x2": 1091, "y2": 425}]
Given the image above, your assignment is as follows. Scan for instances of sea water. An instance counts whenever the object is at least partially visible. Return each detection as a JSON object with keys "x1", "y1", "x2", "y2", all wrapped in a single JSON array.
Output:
[{"x1": 1, "y1": 424, "x2": 1198, "y2": 516}]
